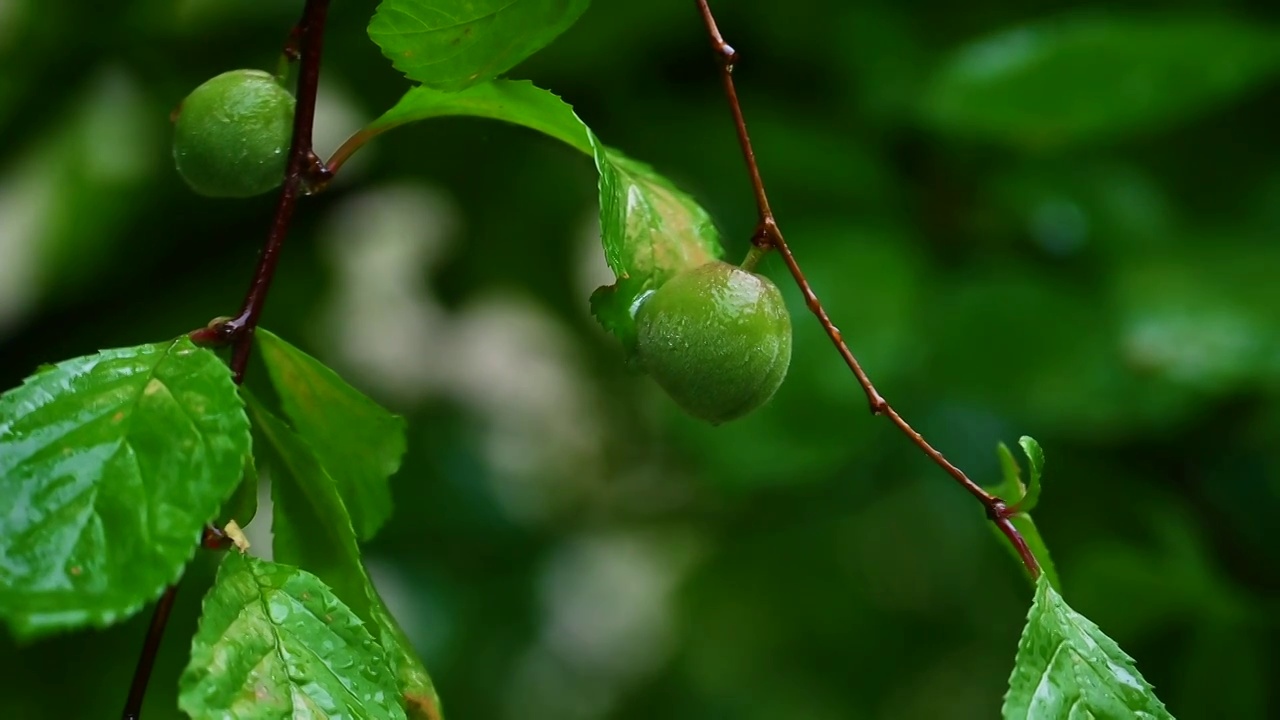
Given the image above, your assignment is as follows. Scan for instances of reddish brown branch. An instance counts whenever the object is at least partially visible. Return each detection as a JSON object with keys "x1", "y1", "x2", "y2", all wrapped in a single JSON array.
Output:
[
  {"x1": 693, "y1": 0, "x2": 1041, "y2": 580},
  {"x1": 123, "y1": 2, "x2": 332, "y2": 717},
  {"x1": 120, "y1": 585, "x2": 178, "y2": 720},
  {"x1": 223, "y1": 0, "x2": 333, "y2": 382}
]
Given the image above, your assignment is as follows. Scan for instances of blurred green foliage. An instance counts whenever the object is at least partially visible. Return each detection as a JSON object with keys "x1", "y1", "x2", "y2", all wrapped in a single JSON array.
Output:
[{"x1": 1, "y1": 0, "x2": 1279, "y2": 718}]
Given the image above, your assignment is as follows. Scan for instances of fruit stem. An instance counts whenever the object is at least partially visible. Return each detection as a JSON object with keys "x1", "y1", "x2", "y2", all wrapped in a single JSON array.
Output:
[
  {"x1": 275, "y1": 53, "x2": 294, "y2": 86},
  {"x1": 325, "y1": 126, "x2": 384, "y2": 176},
  {"x1": 694, "y1": 0, "x2": 1042, "y2": 582},
  {"x1": 739, "y1": 246, "x2": 766, "y2": 272},
  {"x1": 124, "y1": 3, "x2": 332, "y2": 719}
]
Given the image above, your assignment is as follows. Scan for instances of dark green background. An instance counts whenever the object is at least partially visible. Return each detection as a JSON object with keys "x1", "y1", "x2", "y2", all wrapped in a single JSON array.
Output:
[{"x1": 2, "y1": 0, "x2": 1278, "y2": 717}]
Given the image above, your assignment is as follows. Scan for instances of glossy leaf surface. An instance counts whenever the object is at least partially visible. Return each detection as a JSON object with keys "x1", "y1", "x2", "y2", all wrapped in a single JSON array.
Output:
[
  {"x1": 1004, "y1": 575, "x2": 1174, "y2": 719},
  {"x1": 371, "y1": 591, "x2": 443, "y2": 720},
  {"x1": 247, "y1": 391, "x2": 442, "y2": 717},
  {"x1": 0, "y1": 338, "x2": 249, "y2": 638},
  {"x1": 245, "y1": 391, "x2": 374, "y2": 626},
  {"x1": 178, "y1": 552, "x2": 405, "y2": 720}
]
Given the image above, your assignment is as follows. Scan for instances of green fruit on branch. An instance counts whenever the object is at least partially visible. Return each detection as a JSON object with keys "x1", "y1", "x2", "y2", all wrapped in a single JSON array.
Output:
[
  {"x1": 635, "y1": 261, "x2": 792, "y2": 424},
  {"x1": 172, "y1": 69, "x2": 295, "y2": 198}
]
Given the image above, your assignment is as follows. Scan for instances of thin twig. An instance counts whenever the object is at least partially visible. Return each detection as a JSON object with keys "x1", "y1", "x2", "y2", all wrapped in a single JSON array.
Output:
[
  {"x1": 122, "y1": 2, "x2": 333, "y2": 717},
  {"x1": 693, "y1": 0, "x2": 1041, "y2": 580}
]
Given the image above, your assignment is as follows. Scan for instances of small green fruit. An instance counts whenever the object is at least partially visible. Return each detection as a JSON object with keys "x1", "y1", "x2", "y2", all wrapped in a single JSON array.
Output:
[
  {"x1": 172, "y1": 69, "x2": 294, "y2": 198},
  {"x1": 635, "y1": 261, "x2": 792, "y2": 424}
]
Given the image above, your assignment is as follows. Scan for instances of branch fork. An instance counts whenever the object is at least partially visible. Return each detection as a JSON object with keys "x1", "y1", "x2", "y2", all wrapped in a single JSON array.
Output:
[{"x1": 131, "y1": 4, "x2": 1041, "y2": 716}]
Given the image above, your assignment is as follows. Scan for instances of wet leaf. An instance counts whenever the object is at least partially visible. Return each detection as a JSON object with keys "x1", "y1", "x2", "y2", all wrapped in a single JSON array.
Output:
[
  {"x1": 1004, "y1": 575, "x2": 1174, "y2": 719},
  {"x1": 371, "y1": 591, "x2": 444, "y2": 720},
  {"x1": 244, "y1": 391, "x2": 373, "y2": 626},
  {"x1": 178, "y1": 552, "x2": 405, "y2": 720},
  {"x1": 246, "y1": 391, "x2": 442, "y2": 717},
  {"x1": 0, "y1": 337, "x2": 249, "y2": 638}
]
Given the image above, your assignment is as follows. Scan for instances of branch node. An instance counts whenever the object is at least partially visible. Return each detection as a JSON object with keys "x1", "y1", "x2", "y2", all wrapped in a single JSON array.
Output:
[
  {"x1": 283, "y1": 24, "x2": 303, "y2": 61},
  {"x1": 201, "y1": 524, "x2": 232, "y2": 551},
  {"x1": 750, "y1": 216, "x2": 782, "y2": 251},
  {"x1": 302, "y1": 151, "x2": 335, "y2": 195},
  {"x1": 717, "y1": 43, "x2": 738, "y2": 72},
  {"x1": 125, "y1": 1, "x2": 331, "y2": 717}
]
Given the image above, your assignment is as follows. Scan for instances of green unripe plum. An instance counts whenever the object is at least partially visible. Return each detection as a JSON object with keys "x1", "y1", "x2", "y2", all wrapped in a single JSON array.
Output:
[
  {"x1": 635, "y1": 261, "x2": 792, "y2": 424},
  {"x1": 172, "y1": 69, "x2": 294, "y2": 198}
]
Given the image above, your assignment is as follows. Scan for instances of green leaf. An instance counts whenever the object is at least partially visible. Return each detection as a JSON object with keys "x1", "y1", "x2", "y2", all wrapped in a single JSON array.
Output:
[
  {"x1": 370, "y1": 592, "x2": 444, "y2": 720},
  {"x1": 921, "y1": 13, "x2": 1280, "y2": 147},
  {"x1": 362, "y1": 79, "x2": 593, "y2": 153},
  {"x1": 256, "y1": 328, "x2": 405, "y2": 541},
  {"x1": 215, "y1": 454, "x2": 259, "y2": 529},
  {"x1": 244, "y1": 390, "x2": 373, "y2": 626},
  {"x1": 593, "y1": 150, "x2": 723, "y2": 338},
  {"x1": 1018, "y1": 435, "x2": 1045, "y2": 512},
  {"x1": 179, "y1": 552, "x2": 406, "y2": 720},
  {"x1": 0, "y1": 338, "x2": 249, "y2": 638},
  {"x1": 1004, "y1": 575, "x2": 1175, "y2": 719},
  {"x1": 357, "y1": 79, "x2": 723, "y2": 348},
  {"x1": 993, "y1": 442, "x2": 1027, "y2": 500},
  {"x1": 245, "y1": 391, "x2": 442, "y2": 717},
  {"x1": 368, "y1": 0, "x2": 591, "y2": 91},
  {"x1": 989, "y1": 441, "x2": 1060, "y2": 592}
]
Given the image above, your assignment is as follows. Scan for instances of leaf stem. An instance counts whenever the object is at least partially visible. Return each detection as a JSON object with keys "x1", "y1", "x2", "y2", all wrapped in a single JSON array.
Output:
[
  {"x1": 693, "y1": 0, "x2": 1041, "y2": 580},
  {"x1": 123, "y1": 2, "x2": 332, "y2": 718},
  {"x1": 325, "y1": 127, "x2": 384, "y2": 176}
]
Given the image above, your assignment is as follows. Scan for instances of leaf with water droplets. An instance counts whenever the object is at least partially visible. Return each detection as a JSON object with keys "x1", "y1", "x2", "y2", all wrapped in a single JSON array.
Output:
[
  {"x1": 0, "y1": 337, "x2": 249, "y2": 639},
  {"x1": 244, "y1": 390, "x2": 374, "y2": 626},
  {"x1": 246, "y1": 391, "x2": 443, "y2": 717},
  {"x1": 370, "y1": 590, "x2": 444, "y2": 720},
  {"x1": 1004, "y1": 575, "x2": 1174, "y2": 719},
  {"x1": 180, "y1": 552, "x2": 406, "y2": 719}
]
